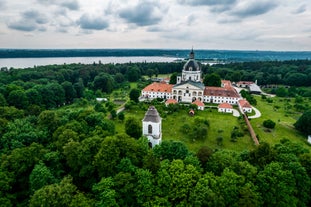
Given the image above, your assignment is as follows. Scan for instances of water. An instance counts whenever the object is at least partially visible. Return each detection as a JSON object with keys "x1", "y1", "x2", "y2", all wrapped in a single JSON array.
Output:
[
  {"x1": 0, "y1": 56, "x2": 177, "y2": 69},
  {"x1": 0, "y1": 49, "x2": 311, "y2": 69}
]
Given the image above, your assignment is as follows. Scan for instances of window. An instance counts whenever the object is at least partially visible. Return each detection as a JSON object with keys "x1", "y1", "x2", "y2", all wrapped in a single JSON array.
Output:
[{"x1": 148, "y1": 124, "x2": 152, "y2": 134}]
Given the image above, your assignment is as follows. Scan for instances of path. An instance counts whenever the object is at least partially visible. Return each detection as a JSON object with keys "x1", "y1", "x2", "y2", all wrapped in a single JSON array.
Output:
[
  {"x1": 248, "y1": 107, "x2": 261, "y2": 119},
  {"x1": 232, "y1": 109, "x2": 240, "y2": 117}
]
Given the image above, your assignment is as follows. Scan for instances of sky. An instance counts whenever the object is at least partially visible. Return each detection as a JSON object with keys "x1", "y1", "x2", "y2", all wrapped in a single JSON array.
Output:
[{"x1": 0, "y1": 0, "x2": 311, "y2": 51}]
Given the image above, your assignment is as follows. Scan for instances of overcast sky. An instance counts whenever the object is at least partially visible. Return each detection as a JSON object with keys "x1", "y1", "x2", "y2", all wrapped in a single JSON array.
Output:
[{"x1": 0, "y1": 0, "x2": 310, "y2": 51}]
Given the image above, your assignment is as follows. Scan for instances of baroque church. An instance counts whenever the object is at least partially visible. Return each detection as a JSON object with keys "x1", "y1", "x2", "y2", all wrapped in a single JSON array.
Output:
[{"x1": 141, "y1": 49, "x2": 241, "y2": 105}]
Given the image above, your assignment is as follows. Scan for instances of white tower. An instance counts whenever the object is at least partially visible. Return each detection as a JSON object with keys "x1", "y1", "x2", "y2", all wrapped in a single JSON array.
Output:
[{"x1": 142, "y1": 106, "x2": 162, "y2": 147}]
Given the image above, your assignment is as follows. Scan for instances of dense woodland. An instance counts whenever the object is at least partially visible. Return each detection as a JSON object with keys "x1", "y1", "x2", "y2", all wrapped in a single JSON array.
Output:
[{"x1": 0, "y1": 60, "x2": 311, "y2": 206}]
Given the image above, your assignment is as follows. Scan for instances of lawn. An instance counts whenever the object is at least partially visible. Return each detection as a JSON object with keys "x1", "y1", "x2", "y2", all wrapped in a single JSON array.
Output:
[
  {"x1": 113, "y1": 95, "x2": 311, "y2": 154},
  {"x1": 250, "y1": 96, "x2": 311, "y2": 147},
  {"x1": 117, "y1": 103, "x2": 256, "y2": 153}
]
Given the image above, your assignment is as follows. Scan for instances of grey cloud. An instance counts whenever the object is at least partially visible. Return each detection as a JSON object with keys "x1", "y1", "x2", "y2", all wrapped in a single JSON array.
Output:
[
  {"x1": 8, "y1": 21, "x2": 37, "y2": 32},
  {"x1": 22, "y1": 10, "x2": 48, "y2": 24},
  {"x1": 7, "y1": 10, "x2": 48, "y2": 32},
  {"x1": 293, "y1": 4, "x2": 307, "y2": 14},
  {"x1": 230, "y1": 1, "x2": 278, "y2": 18},
  {"x1": 37, "y1": 0, "x2": 80, "y2": 10},
  {"x1": 177, "y1": 0, "x2": 236, "y2": 6},
  {"x1": 61, "y1": 1, "x2": 79, "y2": 11},
  {"x1": 77, "y1": 14, "x2": 109, "y2": 30},
  {"x1": 119, "y1": 1, "x2": 164, "y2": 26},
  {"x1": 0, "y1": 0, "x2": 6, "y2": 9}
]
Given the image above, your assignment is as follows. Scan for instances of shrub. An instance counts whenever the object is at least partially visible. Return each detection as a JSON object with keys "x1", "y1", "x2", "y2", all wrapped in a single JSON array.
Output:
[{"x1": 263, "y1": 119, "x2": 276, "y2": 129}]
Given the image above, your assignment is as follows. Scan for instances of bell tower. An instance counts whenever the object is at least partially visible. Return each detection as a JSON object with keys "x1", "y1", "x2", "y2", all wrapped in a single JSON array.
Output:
[{"x1": 142, "y1": 106, "x2": 162, "y2": 147}]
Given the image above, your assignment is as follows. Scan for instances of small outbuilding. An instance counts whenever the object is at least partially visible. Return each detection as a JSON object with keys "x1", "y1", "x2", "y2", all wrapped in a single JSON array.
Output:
[
  {"x1": 192, "y1": 99, "x2": 205, "y2": 110},
  {"x1": 189, "y1": 109, "x2": 195, "y2": 116},
  {"x1": 238, "y1": 99, "x2": 252, "y2": 113},
  {"x1": 218, "y1": 103, "x2": 233, "y2": 113},
  {"x1": 308, "y1": 135, "x2": 311, "y2": 144},
  {"x1": 165, "y1": 99, "x2": 178, "y2": 106}
]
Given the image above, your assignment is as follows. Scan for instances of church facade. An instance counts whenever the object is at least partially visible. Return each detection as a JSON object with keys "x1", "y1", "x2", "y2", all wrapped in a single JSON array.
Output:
[{"x1": 141, "y1": 50, "x2": 241, "y2": 105}]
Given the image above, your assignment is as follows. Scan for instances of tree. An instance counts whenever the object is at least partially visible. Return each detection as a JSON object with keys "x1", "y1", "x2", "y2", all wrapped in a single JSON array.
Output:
[
  {"x1": 61, "y1": 81, "x2": 77, "y2": 104},
  {"x1": 196, "y1": 146, "x2": 213, "y2": 168},
  {"x1": 294, "y1": 110, "x2": 311, "y2": 135},
  {"x1": 29, "y1": 176, "x2": 92, "y2": 207},
  {"x1": 146, "y1": 69, "x2": 154, "y2": 79},
  {"x1": 29, "y1": 161, "x2": 56, "y2": 193},
  {"x1": 169, "y1": 72, "x2": 177, "y2": 84},
  {"x1": 153, "y1": 140, "x2": 189, "y2": 161},
  {"x1": 203, "y1": 73, "x2": 221, "y2": 87},
  {"x1": 263, "y1": 119, "x2": 276, "y2": 129},
  {"x1": 92, "y1": 177, "x2": 119, "y2": 207},
  {"x1": 129, "y1": 88, "x2": 140, "y2": 103},
  {"x1": 7, "y1": 90, "x2": 29, "y2": 109},
  {"x1": 256, "y1": 162, "x2": 297, "y2": 207},
  {"x1": 125, "y1": 117, "x2": 141, "y2": 139},
  {"x1": 0, "y1": 93, "x2": 7, "y2": 106},
  {"x1": 93, "y1": 74, "x2": 115, "y2": 93}
]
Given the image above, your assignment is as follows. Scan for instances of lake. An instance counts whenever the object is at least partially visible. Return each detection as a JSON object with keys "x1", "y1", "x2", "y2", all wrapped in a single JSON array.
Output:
[{"x1": 0, "y1": 56, "x2": 178, "y2": 69}]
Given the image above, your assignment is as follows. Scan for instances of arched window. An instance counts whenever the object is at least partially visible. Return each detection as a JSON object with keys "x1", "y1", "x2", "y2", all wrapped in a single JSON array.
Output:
[{"x1": 148, "y1": 124, "x2": 152, "y2": 134}]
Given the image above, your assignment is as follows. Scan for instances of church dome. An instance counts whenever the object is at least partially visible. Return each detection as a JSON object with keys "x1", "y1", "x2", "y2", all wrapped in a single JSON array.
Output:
[
  {"x1": 183, "y1": 59, "x2": 200, "y2": 71},
  {"x1": 183, "y1": 49, "x2": 200, "y2": 71}
]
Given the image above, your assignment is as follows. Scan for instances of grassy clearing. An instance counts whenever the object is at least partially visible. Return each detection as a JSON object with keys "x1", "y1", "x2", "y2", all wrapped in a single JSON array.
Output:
[
  {"x1": 117, "y1": 103, "x2": 255, "y2": 153},
  {"x1": 251, "y1": 96, "x2": 310, "y2": 148},
  {"x1": 113, "y1": 94, "x2": 311, "y2": 154}
]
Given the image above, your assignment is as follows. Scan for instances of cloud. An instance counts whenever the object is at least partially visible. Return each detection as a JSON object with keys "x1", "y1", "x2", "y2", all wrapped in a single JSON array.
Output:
[
  {"x1": 77, "y1": 14, "x2": 109, "y2": 30},
  {"x1": 177, "y1": 0, "x2": 236, "y2": 6},
  {"x1": 0, "y1": 0, "x2": 6, "y2": 9},
  {"x1": 119, "y1": 1, "x2": 165, "y2": 26},
  {"x1": 61, "y1": 1, "x2": 79, "y2": 11},
  {"x1": 37, "y1": 0, "x2": 80, "y2": 10},
  {"x1": 230, "y1": 1, "x2": 278, "y2": 18},
  {"x1": 293, "y1": 4, "x2": 307, "y2": 14},
  {"x1": 7, "y1": 10, "x2": 48, "y2": 32}
]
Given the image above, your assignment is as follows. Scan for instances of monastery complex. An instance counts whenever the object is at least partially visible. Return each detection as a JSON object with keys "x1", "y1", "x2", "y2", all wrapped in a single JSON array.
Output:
[{"x1": 141, "y1": 49, "x2": 251, "y2": 111}]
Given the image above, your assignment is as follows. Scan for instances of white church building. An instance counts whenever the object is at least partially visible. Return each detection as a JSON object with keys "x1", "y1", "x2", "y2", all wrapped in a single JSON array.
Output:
[
  {"x1": 141, "y1": 49, "x2": 241, "y2": 105},
  {"x1": 142, "y1": 106, "x2": 162, "y2": 147}
]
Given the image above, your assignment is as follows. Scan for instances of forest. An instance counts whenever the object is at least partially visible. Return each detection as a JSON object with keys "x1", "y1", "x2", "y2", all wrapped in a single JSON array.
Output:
[{"x1": 0, "y1": 60, "x2": 311, "y2": 206}]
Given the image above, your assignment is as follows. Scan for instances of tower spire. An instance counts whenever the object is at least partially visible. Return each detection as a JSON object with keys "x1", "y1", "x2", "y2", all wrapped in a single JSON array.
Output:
[{"x1": 189, "y1": 47, "x2": 194, "y2": 59}]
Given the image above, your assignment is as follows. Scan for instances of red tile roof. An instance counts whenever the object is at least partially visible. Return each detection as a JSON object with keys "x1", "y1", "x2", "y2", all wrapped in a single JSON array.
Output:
[
  {"x1": 218, "y1": 103, "x2": 233, "y2": 109},
  {"x1": 142, "y1": 82, "x2": 173, "y2": 93},
  {"x1": 237, "y1": 81, "x2": 254, "y2": 85},
  {"x1": 238, "y1": 99, "x2": 252, "y2": 108},
  {"x1": 165, "y1": 99, "x2": 177, "y2": 104},
  {"x1": 204, "y1": 87, "x2": 240, "y2": 98},
  {"x1": 192, "y1": 99, "x2": 204, "y2": 107},
  {"x1": 221, "y1": 80, "x2": 232, "y2": 88}
]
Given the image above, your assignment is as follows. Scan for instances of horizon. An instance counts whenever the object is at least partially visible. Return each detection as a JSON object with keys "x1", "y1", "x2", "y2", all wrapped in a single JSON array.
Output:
[{"x1": 1, "y1": 48, "x2": 311, "y2": 53}]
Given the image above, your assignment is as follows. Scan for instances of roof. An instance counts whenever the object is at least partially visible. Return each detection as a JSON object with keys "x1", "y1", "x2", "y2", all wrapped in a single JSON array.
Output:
[
  {"x1": 218, "y1": 103, "x2": 233, "y2": 109},
  {"x1": 238, "y1": 99, "x2": 252, "y2": 108},
  {"x1": 249, "y1": 83, "x2": 262, "y2": 93},
  {"x1": 165, "y1": 99, "x2": 177, "y2": 104},
  {"x1": 183, "y1": 49, "x2": 200, "y2": 71},
  {"x1": 173, "y1": 80, "x2": 205, "y2": 90},
  {"x1": 189, "y1": 109, "x2": 195, "y2": 115},
  {"x1": 204, "y1": 87, "x2": 240, "y2": 98},
  {"x1": 237, "y1": 81, "x2": 254, "y2": 85},
  {"x1": 142, "y1": 82, "x2": 173, "y2": 93},
  {"x1": 143, "y1": 106, "x2": 161, "y2": 123},
  {"x1": 183, "y1": 59, "x2": 200, "y2": 71},
  {"x1": 192, "y1": 99, "x2": 204, "y2": 107},
  {"x1": 221, "y1": 80, "x2": 232, "y2": 89}
]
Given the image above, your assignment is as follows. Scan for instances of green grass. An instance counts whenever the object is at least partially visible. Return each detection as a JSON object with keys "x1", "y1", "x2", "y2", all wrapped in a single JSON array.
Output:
[
  {"x1": 117, "y1": 103, "x2": 255, "y2": 153},
  {"x1": 113, "y1": 94, "x2": 311, "y2": 154},
  {"x1": 251, "y1": 96, "x2": 311, "y2": 148}
]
